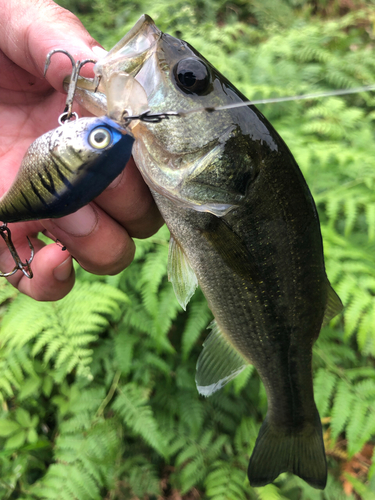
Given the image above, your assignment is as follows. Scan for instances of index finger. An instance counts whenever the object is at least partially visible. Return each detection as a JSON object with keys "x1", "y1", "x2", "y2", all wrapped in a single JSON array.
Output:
[{"x1": 0, "y1": 0, "x2": 106, "y2": 91}]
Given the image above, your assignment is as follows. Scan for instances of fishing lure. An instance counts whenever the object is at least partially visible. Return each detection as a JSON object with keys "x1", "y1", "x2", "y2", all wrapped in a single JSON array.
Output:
[
  {"x1": 0, "y1": 51, "x2": 135, "y2": 278},
  {"x1": 0, "y1": 115, "x2": 134, "y2": 222}
]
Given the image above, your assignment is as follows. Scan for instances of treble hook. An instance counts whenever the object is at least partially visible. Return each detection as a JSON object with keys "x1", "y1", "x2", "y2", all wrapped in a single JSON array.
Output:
[
  {"x1": 0, "y1": 224, "x2": 34, "y2": 279},
  {"x1": 44, "y1": 49, "x2": 96, "y2": 123}
]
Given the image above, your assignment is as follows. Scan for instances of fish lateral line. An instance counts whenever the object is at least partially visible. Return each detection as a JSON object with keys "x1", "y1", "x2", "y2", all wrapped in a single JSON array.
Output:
[{"x1": 122, "y1": 83, "x2": 375, "y2": 124}]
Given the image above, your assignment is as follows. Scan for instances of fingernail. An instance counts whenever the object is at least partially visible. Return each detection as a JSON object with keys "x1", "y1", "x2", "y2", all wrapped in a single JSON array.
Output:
[
  {"x1": 53, "y1": 256, "x2": 73, "y2": 282},
  {"x1": 92, "y1": 46, "x2": 108, "y2": 58},
  {"x1": 52, "y1": 205, "x2": 98, "y2": 236}
]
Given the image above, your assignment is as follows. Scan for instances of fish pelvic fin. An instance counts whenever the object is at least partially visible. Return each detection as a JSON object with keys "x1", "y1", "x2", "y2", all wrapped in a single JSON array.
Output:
[
  {"x1": 168, "y1": 236, "x2": 198, "y2": 310},
  {"x1": 248, "y1": 412, "x2": 327, "y2": 490}
]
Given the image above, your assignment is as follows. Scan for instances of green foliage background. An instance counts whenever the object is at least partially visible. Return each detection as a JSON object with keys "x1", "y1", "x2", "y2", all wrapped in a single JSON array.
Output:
[{"x1": 1, "y1": 0, "x2": 375, "y2": 498}]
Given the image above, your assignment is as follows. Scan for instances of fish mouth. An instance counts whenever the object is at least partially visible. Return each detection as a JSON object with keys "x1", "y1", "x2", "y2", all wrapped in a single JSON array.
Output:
[
  {"x1": 72, "y1": 15, "x2": 161, "y2": 118},
  {"x1": 95, "y1": 14, "x2": 162, "y2": 81}
]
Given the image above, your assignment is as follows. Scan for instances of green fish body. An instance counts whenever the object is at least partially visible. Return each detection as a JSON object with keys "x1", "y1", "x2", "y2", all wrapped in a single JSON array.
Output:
[{"x1": 81, "y1": 15, "x2": 343, "y2": 489}]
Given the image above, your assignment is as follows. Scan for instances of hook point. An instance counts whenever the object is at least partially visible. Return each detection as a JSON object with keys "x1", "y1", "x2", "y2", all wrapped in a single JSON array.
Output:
[{"x1": 0, "y1": 225, "x2": 34, "y2": 279}]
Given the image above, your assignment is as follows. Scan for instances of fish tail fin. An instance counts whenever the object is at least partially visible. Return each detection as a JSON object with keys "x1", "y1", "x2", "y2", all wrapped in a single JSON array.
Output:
[{"x1": 248, "y1": 412, "x2": 327, "y2": 489}]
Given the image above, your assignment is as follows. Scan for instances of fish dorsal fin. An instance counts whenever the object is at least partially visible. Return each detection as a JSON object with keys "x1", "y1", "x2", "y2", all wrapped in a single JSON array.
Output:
[
  {"x1": 322, "y1": 281, "x2": 343, "y2": 327},
  {"x1": 168, "y1": 236, "x2": 198, "y2": 310},
  {"x1": 196, "y1": 320, "x2": 249, "y2": 397}
]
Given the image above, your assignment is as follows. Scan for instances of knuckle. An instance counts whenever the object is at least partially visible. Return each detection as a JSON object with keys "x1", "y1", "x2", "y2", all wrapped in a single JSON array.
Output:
[
  {"x1": 127, "y1": 210, "x2": 164, "y2": 239},
  {"x1": 125, "y1": 193, "x2": 157, "y2": 223},
  {"x1": 76, "y1": 238, "x2": 135, "y2": 276}
]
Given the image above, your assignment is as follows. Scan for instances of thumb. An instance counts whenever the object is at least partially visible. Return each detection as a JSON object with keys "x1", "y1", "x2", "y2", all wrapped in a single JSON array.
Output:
[{"x1": 0, "y1": 0, "x2": 107, "y2": 91}]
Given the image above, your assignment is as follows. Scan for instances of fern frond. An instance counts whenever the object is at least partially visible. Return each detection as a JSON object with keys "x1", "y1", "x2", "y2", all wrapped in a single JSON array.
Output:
[
  {"x1": 121, "y1": 456, "x2": 161, "y2": 497},
  {"x1": 114, "y1": 330, "x2": 136, "y2": 375},
  {"x1": 256, "y1": 483, "x2": 289, "y2": 500},
  {"x1": 331, "y1": 380, "x2": 354, "y2": 440},
  {"x1": 314, "y1": 368, "x2": 337, "y2": 418},
  {"x1": 234, "y1": 417, "x2": 260, "y2": 457},
  {"x1": 139, "y1": 244, "x2": 169, "y2": 316},
  {"x1": 205, "y1": 461, "x2": 248, "y2": 500},
  {"x1": 112, "y1": 383, "x2": 167, "y2": 456},
  {"x1": 181, "y1": 294, "x2": 212, "y2": 360},
  {"x1": 0, "y1": 282, "x2": 128, "y2": 388}
]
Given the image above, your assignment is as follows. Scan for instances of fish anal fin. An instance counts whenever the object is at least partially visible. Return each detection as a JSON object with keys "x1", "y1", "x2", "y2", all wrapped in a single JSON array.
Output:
[
  {"x1": 248, "y1": 412, "x2": 327, "y2": 490},
  {"x1": 168, "y1": 236, "x2": 198, "y2": 310},
  {"x1": 322, "y1": 281, "x2": 343, "y2": 327},
  {"x1": 196, "y1": 320, "x2": 249, "y2": 397}
]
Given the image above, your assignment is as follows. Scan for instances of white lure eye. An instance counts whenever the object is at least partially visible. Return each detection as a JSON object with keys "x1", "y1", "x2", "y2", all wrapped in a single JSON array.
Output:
[{"x1": 89, "y1": 127, "x2": 112, "y2": 149}]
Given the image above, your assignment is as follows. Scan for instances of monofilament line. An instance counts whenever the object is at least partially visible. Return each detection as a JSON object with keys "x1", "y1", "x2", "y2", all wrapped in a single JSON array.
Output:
[
  {"x1": 182, "y1": 84, "x2": 375, "y2": 115},
  {"x1": 123, "y1": 84, "x2": 375, "y2": 123}
]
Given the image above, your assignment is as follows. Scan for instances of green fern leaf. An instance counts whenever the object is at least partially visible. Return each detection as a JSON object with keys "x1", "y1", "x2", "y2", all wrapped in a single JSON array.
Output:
[
  {"x1": 331, "y1": 380, "x2": 353, "y2": 440},
  {"x1": 314, "y1": 368, "x2": 337, "y2": 417},
  {"x1": 205, "y1": 461, "x2": 248, "y2": 500},
  {"x1": 256, "y1": 483, "x2": 289, "y2": 500},
  {"x1": 112, "y1": 383, "x2": 167, "y2": 457},
  {"x1": 346, "y1": 399, "x2": 368, "y2": 457},
  {"x1": 182, "y1": 294, "x2": 212, "y2": 360}
]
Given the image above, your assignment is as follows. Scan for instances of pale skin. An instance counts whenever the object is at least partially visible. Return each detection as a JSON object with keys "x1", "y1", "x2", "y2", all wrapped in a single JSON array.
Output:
[{"x1": 0, "y1": 0, "x2": 163, "y2": 300}]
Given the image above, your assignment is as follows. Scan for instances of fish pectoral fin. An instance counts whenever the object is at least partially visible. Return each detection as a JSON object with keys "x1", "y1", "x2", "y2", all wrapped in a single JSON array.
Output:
[
  {"x1": 168, "y1": 236, "x2": 198, "y2": 310},
  {"x1": 203, "y1": 217, "x2": 263, "y2": 283},
  {"x1": 322, "y1": 281, "x2": 343, "y2": 327},
  {"x1": 176, "y1": 142, "x2": 243, "y2": 217},
  {"x1": 196, "y1": 320, "x2": 249, "y2": 397},
  {"x1": 178, "y1": 142, "x2": 250, "y2": 216}
]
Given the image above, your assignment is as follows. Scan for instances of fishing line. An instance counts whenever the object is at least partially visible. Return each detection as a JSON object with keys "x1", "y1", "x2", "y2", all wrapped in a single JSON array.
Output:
[
  {"x1": 213, "y1": 84, "x2": 375, "y2": 108},
  {"x1": 56, "y1": 49, "x2": 374, "y2": 122},
  {"x1": 123, "y1": 84, "x2": 375, "y2": 123}
]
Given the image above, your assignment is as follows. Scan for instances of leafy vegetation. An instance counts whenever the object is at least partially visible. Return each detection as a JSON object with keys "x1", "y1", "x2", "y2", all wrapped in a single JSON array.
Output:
[{"x1": 0, "y1": 0, "x2": 375, "y2": 498}]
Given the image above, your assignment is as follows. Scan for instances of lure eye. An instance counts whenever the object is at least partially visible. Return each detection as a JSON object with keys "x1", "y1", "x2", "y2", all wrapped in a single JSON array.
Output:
[
  {"x1": 89, "y1": 127, "x2": 112, "y2": 149},
  {"x1": 173, "y1": 58, "x2": 210, "y2": 95}
]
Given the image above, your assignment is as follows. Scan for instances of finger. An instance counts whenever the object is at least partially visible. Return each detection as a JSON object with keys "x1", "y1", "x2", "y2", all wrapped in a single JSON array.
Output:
[
  {"x1": 0, "y1": 225, "x2": 75, "y2": 301},
  {"x1": 41, "y1": 204, "x2": 136, "y2": 276},
  {"x1": 16, "y1": 245, "x2": 75, "y2": 301},
  {"x1": 95, "y1": 157, "x2": 164, "y2": 239},
  {"x1": 0, "y1": 0, "x2": 107, "y2": 91}
]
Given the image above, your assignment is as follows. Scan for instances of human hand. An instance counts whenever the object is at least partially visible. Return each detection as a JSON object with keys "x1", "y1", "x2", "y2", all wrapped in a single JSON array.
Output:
[{"x1": 0, "y1": 0, "x2": 163, "y2": 300}]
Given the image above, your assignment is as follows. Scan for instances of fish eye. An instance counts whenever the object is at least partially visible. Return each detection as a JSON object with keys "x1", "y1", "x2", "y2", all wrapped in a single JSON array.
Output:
[
  {"x1": 89, "y1": 127, "x2": 112, "y2": 149},
  {"x1": 173, "y1": 58, "x2": 210, "y2": 95}
]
